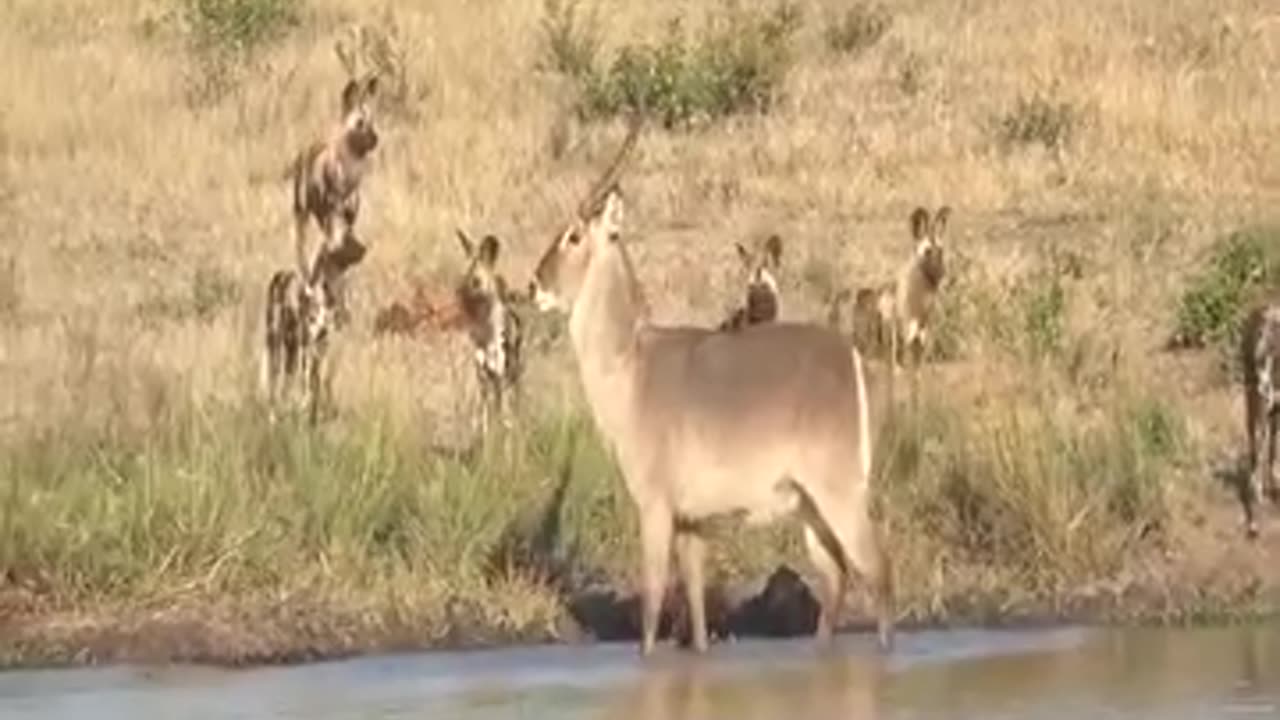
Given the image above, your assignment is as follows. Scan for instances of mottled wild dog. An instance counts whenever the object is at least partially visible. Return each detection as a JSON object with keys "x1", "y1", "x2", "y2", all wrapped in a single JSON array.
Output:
[
  {"x1": 717, "y1": 234, "x2": 783, "y2": 332},
  {"x1": 285, "y1": 73, "x2": 380, "y2": 295},
  {"x1": 261, "y1": 240, "x2": 363, "y2": 425},
  {"x1": 888, "y1": 205, "x2": 951, "y2": 368},
  {"x1": 529, "y1": 119, "x2": 895, "y2": 657},
  {"x1": 455, "y1": 229, "x2": 525, "y2": 433},
  {"x1": 831, "y1": 207, "x2": 951, "y2": 368},
  {"x1": 1240, "y1": 298, "x2": 1280, "y2": 538}
]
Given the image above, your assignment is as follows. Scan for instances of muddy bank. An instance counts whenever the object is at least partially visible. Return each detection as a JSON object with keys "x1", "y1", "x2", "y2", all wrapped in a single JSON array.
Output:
[{"x1": 2, "y1": 563, "x2": 1276, "y2": 670}]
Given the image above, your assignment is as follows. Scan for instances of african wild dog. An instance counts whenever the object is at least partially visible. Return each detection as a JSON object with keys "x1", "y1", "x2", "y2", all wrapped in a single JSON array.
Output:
[
  {"x1": 1240, "y1": 297, "x2": 1280, "y2": 538},
  {"x1": 829, "y1": 206, "x2": 950, "y2": 369},
  {"x1": 261, "y1": 237, "x2": 365, "y2": 426},
  {"x1": 284, "y1": 73, "x2": 380, "y2": 299},
  {"x1": 455, "y1": 229, "x2": 524, "y2": 434},
  {"x1": 717, "y1": 234, "x2": 783, "y2": 332}
]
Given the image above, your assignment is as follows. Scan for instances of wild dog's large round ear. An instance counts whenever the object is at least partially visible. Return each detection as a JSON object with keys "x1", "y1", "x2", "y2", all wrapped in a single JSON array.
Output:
[
  {"x1": 341, "y1": 78, "x2": 361, "y2": 115},
  {"x1": 933, "y1": 206, "x2": 952, "y2": 239},
  {"x1": 479, "y1": 235, "x2": 501, "y2": 266},
  {"x1": 363, "y1": 73, "x2": 379, "y2": 98},
  {"x1": 455, "y1": 228, "x2": 475, "y2": 257},
  {"x1": 909, "y1": 207, "x2": 931, "y2": 241},
  {"x1": 764, "y1": 234, "x2": 783, "y2": 266}
]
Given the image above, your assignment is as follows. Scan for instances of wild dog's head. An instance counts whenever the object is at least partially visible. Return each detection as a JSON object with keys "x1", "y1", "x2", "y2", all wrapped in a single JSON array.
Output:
[
  {"x1": 338, "y1": 73, "x2": 380, "y2": 157},
  {"x1": 908, "y1": 205, "x2": 951, "y2": 290},
  {"x1": 733, "y1": 233, "x2": 783, "y2": 325},
  {"x1": 532, "y1": 117, "x2": 642, "y2": 314}
]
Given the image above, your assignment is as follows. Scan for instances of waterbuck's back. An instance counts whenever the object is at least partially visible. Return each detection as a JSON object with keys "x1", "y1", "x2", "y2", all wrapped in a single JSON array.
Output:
[{"x1": 629, "y1": 322, "x2": 871, "y2": 521}]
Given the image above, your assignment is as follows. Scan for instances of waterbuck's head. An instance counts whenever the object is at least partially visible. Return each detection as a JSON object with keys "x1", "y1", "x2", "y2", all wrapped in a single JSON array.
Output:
[
  {"x1": 909, "y1": 205, "x2": 951, "y2": 290},
  {"x1": 734, "y1": 233, "x2": 783, "y2": 324},
  {"x1": 531, "y1": 118, "x2": 643, "y2": 314},
  {"x1": 338, "y1": 73, "x2": 379, "y2": 157}
]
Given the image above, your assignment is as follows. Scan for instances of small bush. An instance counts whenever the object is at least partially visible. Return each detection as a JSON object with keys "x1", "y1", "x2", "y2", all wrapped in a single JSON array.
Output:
[
  {"x1": 997, "y1": 92, "x2": 1077, "y2": 151},
  {"x1": 555, "y1": 2, "x2": 802, "y2": 129},
  {"x1": 180, "y1": 0, "x2": 301, "y2": 55},
  {"x1": 1019, "y1": 269, "x2": 1068, "y2": 359},
  {"x1": 1171, "y1": 225, "x2": 1280, "y2": 350},
  {"x1": 335, "y1": 14, "x2": 423, "y2": 120},
  {"x1": 538, "y1": 0, "x2": 601, "y2": 80},
  {"x1": 824, "y1": 2, "x2": 892, "y2": 56},
  {"x1": 177, "y1": 0, "x2": 303, "y2": 105},
  {"x1": 897, "y1": 51, "x2": 926, "y2": 97}
]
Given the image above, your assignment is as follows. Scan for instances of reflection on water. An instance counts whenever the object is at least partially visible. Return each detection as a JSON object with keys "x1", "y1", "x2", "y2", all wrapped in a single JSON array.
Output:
[{"x1": 0, "y1": 625, "x2": 1275, "y2": 720}]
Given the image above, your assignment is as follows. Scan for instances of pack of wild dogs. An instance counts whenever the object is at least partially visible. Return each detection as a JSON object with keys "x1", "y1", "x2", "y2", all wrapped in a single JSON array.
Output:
[{"x1": 258, "y1": 71, "x2": 1279, "y2": 655}]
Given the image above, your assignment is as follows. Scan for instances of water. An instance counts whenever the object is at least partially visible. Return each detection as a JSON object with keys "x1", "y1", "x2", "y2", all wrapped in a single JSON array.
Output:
[{"x1": 0, "y1": 625, "x2": 1276, "y2": 719}]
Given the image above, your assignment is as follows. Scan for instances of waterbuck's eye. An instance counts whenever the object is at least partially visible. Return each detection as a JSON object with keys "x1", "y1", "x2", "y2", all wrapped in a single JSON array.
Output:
[{"x1": 566, "y1": 232, "x2": 581, "y2": 246}]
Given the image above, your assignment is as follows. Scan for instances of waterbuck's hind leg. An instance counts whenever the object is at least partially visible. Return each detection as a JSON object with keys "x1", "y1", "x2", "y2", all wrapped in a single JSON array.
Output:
[
  {"x1": 675, "y1": 530, "x2": 709, "y2": 653},
  {"x1": 802, "y1": 522, "x2": 847, "y2": 646},
  {"x1": 806, "y1": 489, "x2": 895, "y2": 652}
]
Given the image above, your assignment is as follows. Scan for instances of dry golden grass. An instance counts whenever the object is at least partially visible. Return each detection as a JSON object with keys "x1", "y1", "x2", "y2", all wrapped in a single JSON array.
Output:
[{"x1": 1, "y1": 0, "x2": 1279, "y2": 666}]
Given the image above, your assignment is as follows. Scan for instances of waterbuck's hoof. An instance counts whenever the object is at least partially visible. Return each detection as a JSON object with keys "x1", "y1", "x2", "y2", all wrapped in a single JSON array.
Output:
[{"x1": 1246, "y1": 521, "x2": 1260, "y2": 541}]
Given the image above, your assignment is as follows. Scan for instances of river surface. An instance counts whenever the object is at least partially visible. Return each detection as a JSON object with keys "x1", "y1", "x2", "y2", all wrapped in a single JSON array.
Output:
[{"x1": 0, "y1": 625, "x2": 1276, "y2": 719}]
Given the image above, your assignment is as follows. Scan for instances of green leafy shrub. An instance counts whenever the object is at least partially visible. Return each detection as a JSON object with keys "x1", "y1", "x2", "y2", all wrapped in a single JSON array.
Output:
[
  {"x1": 997, "y1": 92, "x2": 1077, "y2": 151},
  {"x1": 1171, "y1": 225, "x2": 1280, "y2": 350},
  {"x1": 545, "y1": 2, "x2": 802, "y2": 129},
  {"x1": 180, "y1": 0, "x2": 301, "y2": 56}
]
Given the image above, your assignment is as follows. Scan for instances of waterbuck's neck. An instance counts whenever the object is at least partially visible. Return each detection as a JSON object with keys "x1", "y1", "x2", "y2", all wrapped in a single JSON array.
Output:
[{"x1": 568, "y1": 239, "x2": 650, "y2": 433}]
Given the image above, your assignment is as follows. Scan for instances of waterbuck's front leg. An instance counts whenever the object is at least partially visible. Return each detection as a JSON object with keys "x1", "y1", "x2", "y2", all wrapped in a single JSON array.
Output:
[
  {"x1": 638, "y1": 501, "x2": 674, "y2": 656},
  {"x1": 675, "y1": 530, "x2": 709, "y2": 653}
]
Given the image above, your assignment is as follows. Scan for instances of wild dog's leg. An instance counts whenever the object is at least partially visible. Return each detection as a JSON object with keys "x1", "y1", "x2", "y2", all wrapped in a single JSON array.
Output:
[
  {"x1": 674, "y1": 530, "x2": 709, "y2": 652},
  {"x1": 306, "y1": 339, "x2": 325, "y2": 427},
  {"x1": 1244, "y1": 368, "x2": 1263, "y2": 536},
  {"x1": 802, "y1": 522, "x2": 846, "y2": 646},
  {"x1": 1266, "y1": 386, "x2": 1279, "y2": 505},
  {"x1": 294, "y1": 208, "x2": 315, "y2": 290},
  {"x1": 638, "y1": 500, "x2": 674, "y2": 656}
]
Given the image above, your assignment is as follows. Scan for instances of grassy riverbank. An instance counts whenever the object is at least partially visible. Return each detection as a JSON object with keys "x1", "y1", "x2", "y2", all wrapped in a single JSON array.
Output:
[{"x1": 2, "y1": 0, "x2": 1279, "y2": 667}]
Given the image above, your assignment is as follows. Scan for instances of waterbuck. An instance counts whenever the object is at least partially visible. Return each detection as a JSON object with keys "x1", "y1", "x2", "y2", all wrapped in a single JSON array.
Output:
[
  {"x1": 284, "y1": 73, "x2": 380, "y2": 297},
  {"x1": 1241, "y1": 297, "x2": 1280, "y2": 538},
  {"x1": 717, "y1": 234, "x2": 783, "y2": 332},
  {"x1": 529, "y1": 122, "x2": 895, "y2": 656}
]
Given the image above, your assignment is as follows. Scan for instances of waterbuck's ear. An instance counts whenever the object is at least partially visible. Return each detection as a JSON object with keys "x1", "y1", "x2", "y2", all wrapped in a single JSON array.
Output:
[
  {"x1": 735, "y1": 242, "x2": 752, "y2": 267},
  {"x1": 341, "y1": 78, "x2": 361, "y2": 115},
  {"x1": 455, "y1": 228, "x2": 475, "y2": 258},
  {"x1": 763, "y1": 234, "x2": 783, "y2": 266},
  {"x1": 478, "y1": 235, "x2": 501, "y2": 266},
  {"x1": 909, "y1": 206, "x2": 931, "y2": 241},
  {"x1": 598, "y1": 185, "x2": 624, "y2": 239},
  {"x1": 933, "y1": 206, "x2": 952, "y2": 240}
]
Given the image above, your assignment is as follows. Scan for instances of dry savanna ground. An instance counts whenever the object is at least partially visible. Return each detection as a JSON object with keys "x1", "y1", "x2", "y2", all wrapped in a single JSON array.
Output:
[{"x1": 1, "y1": 0, "x2": 1279, "y2": 667}]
